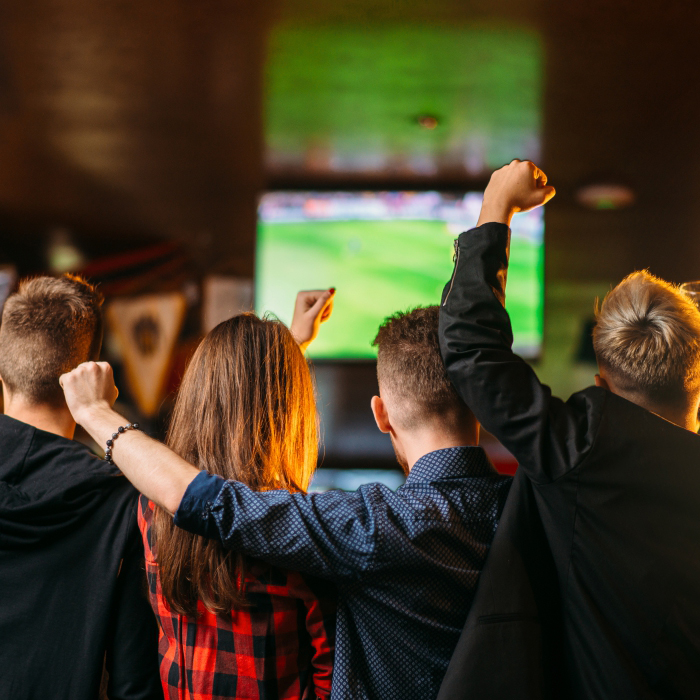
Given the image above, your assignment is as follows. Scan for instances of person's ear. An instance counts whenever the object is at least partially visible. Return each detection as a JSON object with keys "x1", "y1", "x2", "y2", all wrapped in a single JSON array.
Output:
[
  {"x1": 594, "y1": 373, "x2": 610, "y2": 390},
  {"x1": 371, "y1": 395, "x2": 392, "y2": 434}
]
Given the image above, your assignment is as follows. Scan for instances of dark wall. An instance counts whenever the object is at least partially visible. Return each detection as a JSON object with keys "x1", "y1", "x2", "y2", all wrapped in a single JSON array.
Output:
[
  {"x1": 0, "y1": 0, "x2": 271, "y2": 276},
  {"x1": 544, "y1": 0, "x2": 700, "y2": 287},
  {"x1": 2, "y1": 0, "x2": 699, "y2": 287}
]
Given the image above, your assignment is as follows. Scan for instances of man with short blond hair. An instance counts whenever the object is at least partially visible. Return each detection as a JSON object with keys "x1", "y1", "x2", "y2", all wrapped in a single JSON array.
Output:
[
  {"x1": 593, "y1": 269, "x2": 700, "y2": 417},
  {"x1": 438, "y1": 160, "x2": 700, "y2": 699},
  {"x1": 0, "y1": 275, "x2": 162, "y2": 700}
]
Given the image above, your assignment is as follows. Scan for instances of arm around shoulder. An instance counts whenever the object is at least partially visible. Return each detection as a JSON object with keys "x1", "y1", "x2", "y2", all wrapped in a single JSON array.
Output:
[{"x1": 176, "y1": 477, "x2": 392, "y2": 583}]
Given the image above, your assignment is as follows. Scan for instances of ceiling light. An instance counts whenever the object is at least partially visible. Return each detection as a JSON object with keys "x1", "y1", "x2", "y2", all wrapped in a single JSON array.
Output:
[{"x1": 575, "y1": 183, "x2": 635, "y2": 210}]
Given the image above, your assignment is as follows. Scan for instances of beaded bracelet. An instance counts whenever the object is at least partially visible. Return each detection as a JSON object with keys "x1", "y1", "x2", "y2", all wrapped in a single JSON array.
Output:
[{"x1": 105, "y1": 422, "x2": 140, "y2": 464}]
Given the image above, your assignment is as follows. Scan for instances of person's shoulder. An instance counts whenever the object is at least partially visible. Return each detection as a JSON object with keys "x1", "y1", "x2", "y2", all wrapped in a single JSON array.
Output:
[
  {"x1": 562, "y1": 385, "x2": 609, "y2": 437},
  {"x1": 568, "y1": 384, "x2": 608, "y2": 408},
  {"x1": 43, "y1": 432, "x2": 140, "y2": 510},
  {"x1": 3, "y1": 416, "x2": 134, "y2": 492},
  {"x1": 20, "y1": 420, "x2": 102, "y2": 465},
  {"x1": 601, "y1": 390, "x2": 700, "y2": 445},
  {"x1": 136, "y1": 493, "x2": 156, "y2": 532},
  {"x1": 47, "y1": 435, "x2": 136, "y2": 488},
  {"x1": 0, "y1": 421, "x2": 139, "y2": 547}
]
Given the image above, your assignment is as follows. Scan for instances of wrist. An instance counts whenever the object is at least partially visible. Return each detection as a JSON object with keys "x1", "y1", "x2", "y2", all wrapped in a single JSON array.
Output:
[
  {"x1": 73, "y1": 401, "x2": 121, "y2": 436},
  {"x1": 476, "y1": 202, "x2": 514, "y2": 227},
  {"x1": 290, "y1": 324, "x2": 312, "y2": 353}
]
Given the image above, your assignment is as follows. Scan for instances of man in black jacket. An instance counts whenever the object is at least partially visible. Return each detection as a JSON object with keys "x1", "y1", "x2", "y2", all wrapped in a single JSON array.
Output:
[
  {"x1": 0, "y1": 275, "x2": 162, "y2": 700},
  {"x1": 438, "y1": 160, "x2": 700, "y2": 699}
]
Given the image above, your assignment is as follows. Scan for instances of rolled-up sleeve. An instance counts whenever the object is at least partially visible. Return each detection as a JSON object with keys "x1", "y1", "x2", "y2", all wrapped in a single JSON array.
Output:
[{"x1": 173, "y1": 470, "x2": 226, "y2": 540}]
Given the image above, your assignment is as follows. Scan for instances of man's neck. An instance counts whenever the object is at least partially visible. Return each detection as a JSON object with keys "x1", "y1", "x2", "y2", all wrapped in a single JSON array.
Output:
[
  {"x1": 402, "y1": 425, "x2": 480, "y2": 472},
  {"x1": 3, "y1": 393, "x2": 76, "y2": 439},
  {"x1": 633, "y1": 396, "x2": 698, "y2": 432},
  {"x1": 611, "y1": 387, "x2": 699, "y2": 433}
]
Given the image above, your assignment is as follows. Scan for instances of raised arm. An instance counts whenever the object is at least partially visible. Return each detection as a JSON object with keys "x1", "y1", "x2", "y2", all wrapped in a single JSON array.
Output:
[
  {"x1": 290, "y1": 288, "x2": 335, "y2": 353},
  {"x1": 439, "y1": 161, "x2": 601, "y2": 482}
]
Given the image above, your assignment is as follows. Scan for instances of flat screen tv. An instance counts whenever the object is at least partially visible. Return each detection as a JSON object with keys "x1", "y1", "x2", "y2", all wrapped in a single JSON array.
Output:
[{"x1": 256, "y1": 191, "x2": 544, "y2": 359}]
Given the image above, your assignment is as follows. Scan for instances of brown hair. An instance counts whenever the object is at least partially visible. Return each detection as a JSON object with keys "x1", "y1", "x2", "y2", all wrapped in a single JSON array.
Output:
[
  {"x1": 153, "y1": 313, "x2": 318, "y2": 616},
  {"x1": 372, "y1": 305, "x2": 472, "y2": 430},
  {"x1": 593, "y1": 270, "x2": 700, "y2": 402},
  {"x1": 0, "y1": 275, "x2": 103, "y2": 405}
]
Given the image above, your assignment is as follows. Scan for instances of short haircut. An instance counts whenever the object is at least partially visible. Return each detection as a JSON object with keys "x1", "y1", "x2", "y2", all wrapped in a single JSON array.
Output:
[
  {"x1": 593, "y1": 270, "x2": 700, "y2": 402},
  {"x1": 373, "y1": 305, "x2": 472, "y2": 430},
  {"x1": 0, "y1": 275, "x2": 103, "y2": 405}
]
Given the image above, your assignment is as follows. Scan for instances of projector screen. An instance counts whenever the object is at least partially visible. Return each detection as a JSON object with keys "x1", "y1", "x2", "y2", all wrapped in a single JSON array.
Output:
[{"x1": 256, "y1": 191, "x2": 544, "y2": 359}]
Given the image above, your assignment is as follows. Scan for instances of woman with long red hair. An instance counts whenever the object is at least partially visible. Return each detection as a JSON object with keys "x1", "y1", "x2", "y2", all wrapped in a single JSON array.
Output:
[{"x1": 138, "y1": 290, "x2": 336, "y2": 700}]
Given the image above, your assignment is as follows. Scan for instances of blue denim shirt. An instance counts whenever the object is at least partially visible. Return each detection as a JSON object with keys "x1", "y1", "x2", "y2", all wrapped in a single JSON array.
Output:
[{"x1": 175, "y1": 446, "x2": 511, "y2": 700}]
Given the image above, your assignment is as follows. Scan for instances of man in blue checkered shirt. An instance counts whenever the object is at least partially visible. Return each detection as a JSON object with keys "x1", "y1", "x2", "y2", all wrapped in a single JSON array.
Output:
[{"x1": 61, "y1": 305, "x2": 512, "y2": 700}]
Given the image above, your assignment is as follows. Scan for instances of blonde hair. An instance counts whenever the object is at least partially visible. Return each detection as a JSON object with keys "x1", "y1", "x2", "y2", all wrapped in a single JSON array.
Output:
[
  {"x1": 593, "y1": 270, "x2": 700, "y2": 400},
  {"x1": 153, "y1": 313, "x2": 318, "y2": 616}
]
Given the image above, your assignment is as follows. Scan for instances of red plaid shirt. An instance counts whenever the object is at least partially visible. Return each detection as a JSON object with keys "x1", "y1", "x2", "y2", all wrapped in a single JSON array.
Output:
[{"x1": 138, "y1": 497, "x2": 336, "y2": 700}]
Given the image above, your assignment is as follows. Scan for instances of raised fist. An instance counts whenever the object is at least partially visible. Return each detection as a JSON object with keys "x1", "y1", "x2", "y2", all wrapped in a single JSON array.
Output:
[
  {"x1": 290, "y1": 288, "x2": 335, "y2": 352},
  {"x1": 59, "y1": 361, "x2": 119, "y2": 426},
  {"x1": 478, "y1": 160, "x2": 556, "y2": 225}
]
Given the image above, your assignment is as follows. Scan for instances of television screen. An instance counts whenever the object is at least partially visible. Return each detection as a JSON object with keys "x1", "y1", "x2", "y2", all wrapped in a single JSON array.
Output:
[{"x1": 256, "y1": 191, "x2": 544, "y2": 359}]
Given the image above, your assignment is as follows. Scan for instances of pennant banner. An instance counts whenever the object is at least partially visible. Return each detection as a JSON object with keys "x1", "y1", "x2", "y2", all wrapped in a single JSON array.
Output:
[{"x1": 106, "y1": 293, "x2": 186, "y2": 416}]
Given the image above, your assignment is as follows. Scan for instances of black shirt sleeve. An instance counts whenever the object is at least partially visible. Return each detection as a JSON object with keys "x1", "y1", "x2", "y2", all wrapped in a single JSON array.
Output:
[
  {"x1": 439, "y1": 222, "x2": 601, "y2": 483},
  {"x1": 104, "y1": 503, "x2": 163, "y2": 700}
]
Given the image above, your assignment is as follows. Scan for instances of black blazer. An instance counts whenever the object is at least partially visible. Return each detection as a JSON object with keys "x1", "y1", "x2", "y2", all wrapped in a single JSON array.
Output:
[
  {"x1": 438, "y1": 223, "x2": 700, "y2": 699},
  {"x1": 437, "y1": 467, "x2": 566, "y2": 700}
]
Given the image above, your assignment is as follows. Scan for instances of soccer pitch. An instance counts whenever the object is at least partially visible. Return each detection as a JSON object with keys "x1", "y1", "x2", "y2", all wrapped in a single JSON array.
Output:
[{"x1": 256, "y1": 219, "x2": 543, "y2": 358}]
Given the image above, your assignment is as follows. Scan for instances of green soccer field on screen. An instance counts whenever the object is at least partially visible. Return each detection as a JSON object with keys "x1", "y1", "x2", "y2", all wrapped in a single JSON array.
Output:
[{"x1": 256, "y1": 192, "x2": 543, "y2": 359}]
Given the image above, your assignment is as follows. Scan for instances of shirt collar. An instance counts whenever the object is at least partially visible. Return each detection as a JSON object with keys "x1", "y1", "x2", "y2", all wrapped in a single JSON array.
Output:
[{"x1": 405, "y1": 446, "x2": 497, "y2": 484}]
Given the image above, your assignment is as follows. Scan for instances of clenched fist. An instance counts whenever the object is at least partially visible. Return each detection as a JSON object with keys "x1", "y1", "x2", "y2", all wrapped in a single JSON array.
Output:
[
  {"x1": 59, "y1": 361, "x2": 119, "y2": 426},
  {"x1": 478, "y1": 160, "x2": 556, "y2": 226}
]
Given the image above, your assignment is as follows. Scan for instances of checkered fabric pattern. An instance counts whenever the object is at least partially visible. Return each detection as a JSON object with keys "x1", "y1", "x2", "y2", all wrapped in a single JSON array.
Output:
[
  {"x1": 138, "y1": 497, "x2": 336, "y2": 700},
  {"x1": 175, "y1": 447, "x2": 512, "y2": 700}
]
